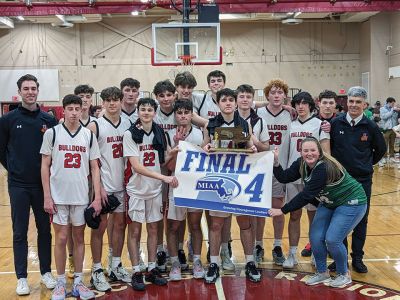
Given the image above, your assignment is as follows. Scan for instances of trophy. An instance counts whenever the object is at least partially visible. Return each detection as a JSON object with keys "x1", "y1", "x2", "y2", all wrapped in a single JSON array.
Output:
[{"x1": 210, "y1": 126, "x2": 252, "y2": 153}]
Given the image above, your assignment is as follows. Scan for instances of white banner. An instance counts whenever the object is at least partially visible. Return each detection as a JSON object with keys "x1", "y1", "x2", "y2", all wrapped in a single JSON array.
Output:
[{"x1": 174, "y1": 141, "x2": 273, "y2": 217}]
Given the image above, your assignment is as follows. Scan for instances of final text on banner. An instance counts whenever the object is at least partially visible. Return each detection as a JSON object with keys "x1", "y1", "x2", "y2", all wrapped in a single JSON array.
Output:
[{"x1": 174, "y1": 141, "x2": 273, "y2": 217}]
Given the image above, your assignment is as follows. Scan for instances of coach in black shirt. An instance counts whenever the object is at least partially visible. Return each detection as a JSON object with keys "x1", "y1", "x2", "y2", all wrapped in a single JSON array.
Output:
[
  {"x1": 0, "y1": 74, "x2": 57, "y2": 295},
  {"x1": 330, "y1": 86, "x2": 386, "y2": 273}
]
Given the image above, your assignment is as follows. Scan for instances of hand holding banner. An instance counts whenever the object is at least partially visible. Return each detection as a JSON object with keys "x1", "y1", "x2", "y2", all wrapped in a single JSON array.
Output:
[{"x1": 174, "y1": 141, "x2": 273, "y2": 217}]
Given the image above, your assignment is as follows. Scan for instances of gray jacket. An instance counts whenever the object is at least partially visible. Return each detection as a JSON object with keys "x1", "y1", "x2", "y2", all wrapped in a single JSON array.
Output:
[{"x1": 379, "y1": 104, "x2": 398, "y2": 130}]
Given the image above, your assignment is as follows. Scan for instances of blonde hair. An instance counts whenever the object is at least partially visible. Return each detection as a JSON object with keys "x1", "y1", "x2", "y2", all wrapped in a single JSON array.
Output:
[
  {"x1": 299, "y1": 137, "x2": 343, "y2": 184},
  {"x1": 263, "y1": 79, "x2": 289, "y2": 98}
]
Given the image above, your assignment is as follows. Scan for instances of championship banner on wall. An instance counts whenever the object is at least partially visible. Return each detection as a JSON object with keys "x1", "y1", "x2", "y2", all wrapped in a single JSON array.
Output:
[{"x1": 174, "y1": 141, "x2": 273, "y2": 217}]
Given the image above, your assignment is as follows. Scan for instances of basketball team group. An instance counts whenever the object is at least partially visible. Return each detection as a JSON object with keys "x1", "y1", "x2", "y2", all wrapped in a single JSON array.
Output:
[{"x1": 0, "y1": 70, "x2": 387, "y2": 299}]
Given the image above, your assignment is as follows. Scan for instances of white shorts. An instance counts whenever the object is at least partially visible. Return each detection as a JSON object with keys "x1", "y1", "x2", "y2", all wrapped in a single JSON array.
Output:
[
  {"x1": 272, "y1": 175, "x2": 286, "y2": 198},
  {"x1": 128, "y1": 193, "x2": 163, "y2": 223},
  {"x1": 108, "y1": 191, "x2": 125, "y2": 213},
  {"x1": 52, "y1": 204, "x2": 87, "y2": 226},
  {"x1": 167, "y1": 193, "x2": 202, "y2": 221},
  {"x1": 286, "y1": 183, "x2": 317, "y2": 211}
]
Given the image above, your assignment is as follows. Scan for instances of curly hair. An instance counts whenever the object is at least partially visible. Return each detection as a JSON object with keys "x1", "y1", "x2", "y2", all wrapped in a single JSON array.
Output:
[{"x1": 263, "y1": 79, "x2": 289, "y2": 98}]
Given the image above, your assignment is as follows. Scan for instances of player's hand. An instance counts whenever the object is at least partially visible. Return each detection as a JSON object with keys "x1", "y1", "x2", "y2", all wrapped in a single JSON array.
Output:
[
  {"x1": 203, "y1": 143, "x2": 212, "y2": 152},
  {"x1": 268, "y1": 208, "x2": 283, "y2": 217},
  {"x1": 100, "y1": 187, "x2": 108, "y2": 206},
  {"x1": 44, "y1": 195, "x2": 57, "y2": 215},
  {"x1": 250, "y1": 145, "x2": 258, "y2": 153},
  {"x1": 163, "y1": 175, "x2": 179, "y2": 188},
  {"x1": 273, "y1": 146, "x2": 280, "y2": 166},
  {"x1": 90, "y1": 198, "x2": 102, "y2": 216},
  {"x1": 169, "y1": 146, "x2": 180, "y2": 155},
  {"x1": 321, "y1": 121, "x2": 331, "y2": 133},
  {"x1": 173, "y1": 126, "x2": 188, "y2": 145}
]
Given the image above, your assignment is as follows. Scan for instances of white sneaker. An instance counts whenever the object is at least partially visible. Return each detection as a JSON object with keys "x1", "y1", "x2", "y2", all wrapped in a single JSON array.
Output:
[
  {"x1": 378, "y1": 158, "x2": 386, "y2": 167},
  {"x1": 108, "y1": 263, "x2": 131, "y2": 283},
  {"x1": 193, "y1": 259, "x2": 205, "y2": 279},
  {"x1": 91, "y1": 269, "x2": 111, "y2": 292},
  {"x1": 41, "y1": 272, "x2": 57, "y2": 289},
  {"x1": 220, "y1": 248, "x2": 235, "y2": 271},
  {"x1": 330, "y1": 274, "x2": 352, "y2": 288},
  {"x1": 283, "y1": 253, "x2": 298, "y2": 269},
  {"x1": 16, "y1": 278, "x2": 30, "y2": 296},
  {"x1": 169, "y1": 261, "x2": 182, "y2": 281}
]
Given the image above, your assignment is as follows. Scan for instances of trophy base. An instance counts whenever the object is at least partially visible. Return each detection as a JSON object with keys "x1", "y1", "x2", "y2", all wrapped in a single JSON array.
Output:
[{"x1": 209, "y1": 147, "x2": 254, "y2": 153}]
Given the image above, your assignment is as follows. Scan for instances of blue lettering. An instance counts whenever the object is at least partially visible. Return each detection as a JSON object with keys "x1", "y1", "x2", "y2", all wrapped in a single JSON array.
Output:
[
  {"x1": 205, "y1": 154, "x2": 223, "y2": 173},
  {"x1": 237, "y1": 154, "x2": 251, "y2": 174},
  {"x1": 195, "y1": 152, "x2": 208, "y2": 172},
  {"x1": 181, "y1": 150, "x2": 199, "y2": 172},
  {"x1": 220, "y1": 154, "x2": 236, "y2": 174}
]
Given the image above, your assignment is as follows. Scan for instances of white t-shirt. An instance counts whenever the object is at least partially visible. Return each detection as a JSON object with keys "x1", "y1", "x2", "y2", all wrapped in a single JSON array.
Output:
[
  {"x1": 123, "y1": 128, "x2": 163, "y2": 199},
  {"x1": 40, "y1": 124, "x2": 100, "y2": 205},
  {"x1": 94, "y1": 116, "x2": 131, "y2": 193}
]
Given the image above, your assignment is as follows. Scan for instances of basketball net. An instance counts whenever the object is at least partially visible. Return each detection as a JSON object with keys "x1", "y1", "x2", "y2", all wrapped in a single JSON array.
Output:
[{"x1": 168, "y1": 55, "x2": 196, "y2": 80}]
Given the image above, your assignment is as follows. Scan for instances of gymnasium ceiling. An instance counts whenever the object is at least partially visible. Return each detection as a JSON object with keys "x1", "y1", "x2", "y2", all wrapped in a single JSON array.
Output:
[{"x1": 0, "y1": 0, "x2": 398, "y2": 28}]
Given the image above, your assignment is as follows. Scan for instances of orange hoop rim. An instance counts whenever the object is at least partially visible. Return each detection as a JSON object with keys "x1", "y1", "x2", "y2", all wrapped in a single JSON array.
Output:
[{"x1": 178, "y1": 55, "x2": 196, "y2": 65}]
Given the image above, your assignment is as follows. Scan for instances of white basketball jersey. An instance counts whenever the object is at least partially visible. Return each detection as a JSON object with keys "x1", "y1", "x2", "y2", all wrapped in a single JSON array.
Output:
[
  {"x1": 193, "y1": 92, "x2": 220, "y2": 119},
  {"x1": 40, "y1": 124, "x2": 100, "y2": 205},
  {"x1": 257, "y1": 107, "x2": 291, "y2": 168},
  {"x1": 166, "y1": 126, "x2": 203, "y2": 149},
  {"x1": 123, "y1": 129, "x2": 162, "y2": 199},
  {"x1": 80, "y1": 115, "x2": 96, "y2": 127},
  {"x1": 154, "y1": 109, "x2": 177, "y2": 132},
  {"x1": 121, "y1": 108, "x2": 138, "y2": 124},
  {"x1": 244, "y1": 116, "x2": 270, "y2": 144},
  {"x1": 288, "y1": 116, "x2": 330, "y2": 167},
  {"x1": 94, "y1": 116, "x2": 131, "y2": 193}
]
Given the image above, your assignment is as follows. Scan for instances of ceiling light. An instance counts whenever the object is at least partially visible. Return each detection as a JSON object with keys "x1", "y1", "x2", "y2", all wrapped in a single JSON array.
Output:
[
  {"x1": 140, "y1": 0, "x2": 148, "y2": 2},
  {"x1": 131, "y1": 11, "x2": 139, "y2": 16},
  {"x1": 0, "y1": 17, "x2": 14, "y2": 28},
  {"x1": 16, "y1": 16, "x2": 25, "y2": 21},
  {"x1": 56, "y1": 14, "x2": 65, "y2": 21}
]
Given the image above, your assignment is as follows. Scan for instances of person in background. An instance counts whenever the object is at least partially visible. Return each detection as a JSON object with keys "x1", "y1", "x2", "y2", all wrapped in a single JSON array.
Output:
[{"x1": 379, "y1": 97, "x2": 399, "y2": 166}]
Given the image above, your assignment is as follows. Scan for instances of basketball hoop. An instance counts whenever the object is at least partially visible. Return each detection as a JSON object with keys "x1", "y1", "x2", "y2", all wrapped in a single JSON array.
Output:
[{"x1": 178, "y1": 54, "x2": 196, "y2": 66}]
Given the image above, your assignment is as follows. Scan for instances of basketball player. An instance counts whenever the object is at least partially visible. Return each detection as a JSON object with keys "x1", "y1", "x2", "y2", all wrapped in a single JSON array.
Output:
[
  {"x1": 236, "y1": 84, "x2": 270, "y2": 263},
  {"x1": 283, "y1": 91, "x2": 330, "y2": 269},
  {"x1": 41, "y1": 94, "x2": 102, "y2": 300},
  {"x1": 0, "y1": 74, "x2": 57, "y2": 295},
  {"x1": 59, "y1": 84, "x2": 96, "y2": 277},
  {"x1": 88, "y1": 87, "x2": 132, "y2": 291},
  {"x1": 153, "y1": 80, "x2": 177, "y2": 272},
  {"x1": 120, "y1": 78, "x2": 140, "y2": 123},
  {"x1": 123, "y1": 98, "x2": 178, "y2": 291},
  {"x1": 256, "y1": 79, "x2": 292, "y2": 266},
  {"x1": 165, "y1": 99, "x2": 205, "y2": 281},
  {"x1": 202, "y1": 88, "x2": 260, "y2": 284}
]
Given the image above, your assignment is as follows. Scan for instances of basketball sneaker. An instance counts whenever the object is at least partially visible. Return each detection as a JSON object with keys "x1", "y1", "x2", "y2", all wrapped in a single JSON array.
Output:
[
  {"x1": 330, "y1": 274, "x2": 352, "y2": 288},
  {"x1": 301, "y1": 242, "x2": 312, "y2": 257},
  {"x1": 254, "y1": 245, "x2": 265, "y2": 263},
  {"x1": 16, "y1": 278, "x2": 30, "y2": 296},
  {"x1": 282, "y1": 253, "x2": 298, "y2": 269},
  {"x1": 156, "y1": 250, "x2": 167, "y2": 273},
  {"x1": 193, "y1": 259, "x2": 205, "y2": 279},
  {"x1": 145, "y1": 268, "x2": 167, "y2": 286},
  {"x1": 131, "y1": 272, "x2": 145, "y2": 291},
  {"x1": 71, "y1": 281, "x2": 95, "y2": 300},
  {"x1": 178, "y1": 249, "x2": 188, "y2": 270},
  {"x1": 272, "y1": 246, "x2": 286, "y2": 265},
  {"x1": 204, "y1": 263, "x2": 220, "y2": 284},
  {"x1": 220, "y1": 248, "x2": 235, "y2": 271},
  {"x1": 245, "y1": 261, "x2": 261, "y2": 283},
  {"x1": 41, "y1": 272, "x2": 57, "y2": 289},
  {"x1": 305, "y1": 272, "x2": 332, "y2": 285},
  {"x1": 169, "y1": 261, "x2": 182, "y2": 281},
  {"x1": 51, "y1": 281, "x2": 66, "y2": 300},
  {"x1": 91, "y1": 269, "x2": 111, "y2": 292},
  {"x1": 109, "y1": 263, "x2": 131, "y2": 283}
]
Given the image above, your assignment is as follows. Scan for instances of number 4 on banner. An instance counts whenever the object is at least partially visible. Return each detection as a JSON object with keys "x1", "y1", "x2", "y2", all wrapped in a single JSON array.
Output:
[{"x1": 244, "y1": 173, "x2": 265, "y2": 202}]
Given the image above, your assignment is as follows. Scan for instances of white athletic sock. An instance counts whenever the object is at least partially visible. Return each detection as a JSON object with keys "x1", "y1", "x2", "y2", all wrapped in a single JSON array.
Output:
[
  {"x1": 170, "y1": 256, "x2": 179, "y2": 264},
  {"x1": 74, "y1": 273, "x2": 82, "y2": 285},
  {"x1": 92, "y1": 262, "x2": 102, "y2": 272},
  {"x1": 193, "y1": 255, "x2": 201, "y2": 262},
  {"x1": 148, "y1": 262, "x2": 156, "y2": 271},
  {"x1": 245, "y1": 255, "x2": 254, "y2": 263},
  {"x1": 132, "y1": 265, "x2": 141, "y2": 273},
  {"x1": 112, "y1": 257, "x2": 121, "y2": 269},
  {"x1": 289, "y1": 246, "x2": 298, "y2": 255},
  {"x1": 57, "y1": 274, "x2": 66, "y2": 284},
  {"x1": 273, "y1": 239, "x2": 282, "y2": 248},
  {"x1": 255, "y1": 240, "x2": 263, "y2": 248},
  {"x1": 157, "y1": 244, "x2": 164, "y2": 253},
  {"x1": 210, "y1": 256, "x2": 219, "y2": 265},
  {"x1": 178, "y1": 242, "x2": 184, "y2": 250}
]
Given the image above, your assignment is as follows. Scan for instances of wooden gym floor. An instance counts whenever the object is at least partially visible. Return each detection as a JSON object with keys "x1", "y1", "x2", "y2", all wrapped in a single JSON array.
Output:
[{"x1": 0, "y1": 164, "x2": 399, "y2": 299}]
